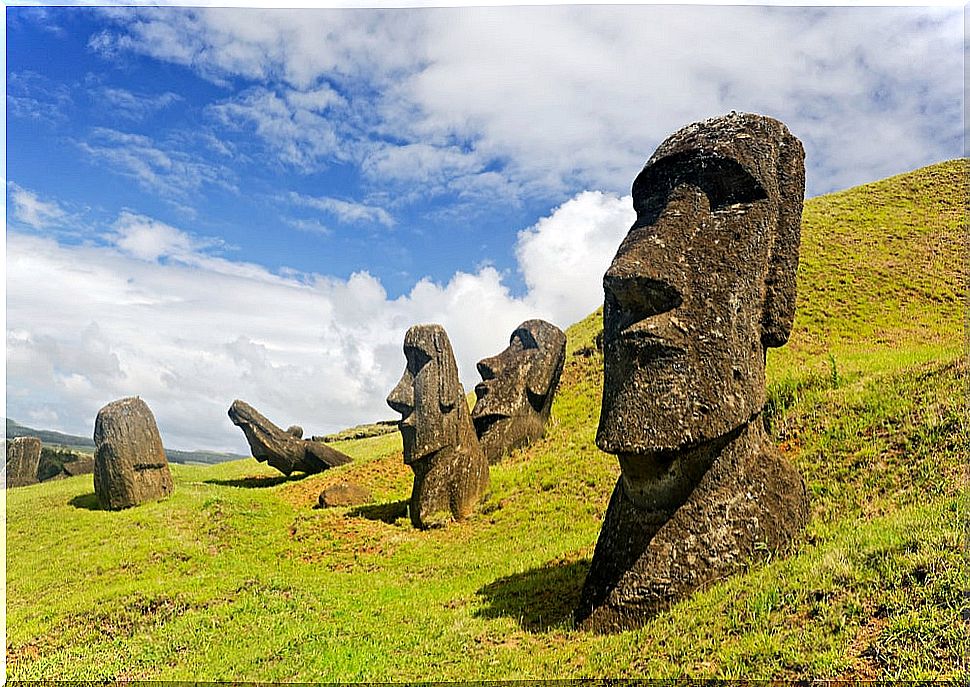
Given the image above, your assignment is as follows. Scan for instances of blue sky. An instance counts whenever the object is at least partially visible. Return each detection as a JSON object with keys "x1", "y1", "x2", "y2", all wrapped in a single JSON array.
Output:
[{"x1": 5, "y1": 4, "x2": 964, "y2": 452}]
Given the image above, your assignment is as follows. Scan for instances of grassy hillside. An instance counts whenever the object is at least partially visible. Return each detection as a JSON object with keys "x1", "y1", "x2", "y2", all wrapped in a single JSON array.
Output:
[{"x1": 5, "y1": 160, "x2": 967, "y2": 680}]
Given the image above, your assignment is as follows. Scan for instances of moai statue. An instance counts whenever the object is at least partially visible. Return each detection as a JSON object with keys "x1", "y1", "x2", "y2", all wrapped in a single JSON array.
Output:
[
  {"x1": 5, "y1": 436, "x2": 42, "y2": 488},
  {"x1": 228, "y1": 400, "x2": 352, "y2": 475},
  {"x1": 576, "y1": 113, "x2": 811, "y2": 632},
  {"x1": 386, "y1": 324, "x2": 489, "y2": 529},
  {"x1": 94, "y1": 397, "x2": 174, "y2": 510},
  {"x1": 472, "y1": 319, "x2": 567, "y2": 464}
]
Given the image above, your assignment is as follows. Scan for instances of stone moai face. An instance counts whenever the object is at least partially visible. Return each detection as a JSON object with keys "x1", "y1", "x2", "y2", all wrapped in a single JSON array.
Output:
[
  {"x1": 597, "y1": 112, "x2": 804, "y2": 463},
  {"x1": 386, "y1": 324, "x2": 463, "y2": 465},
  {"x1": 387, "y1": 324, "x2": 489, "y2": 528},
  {"x1": 472, "y1": 319, "x2": 566, "y2": 463},
  {"x1": 575, "y1": 113, "x2": 808, "y2": 632}
]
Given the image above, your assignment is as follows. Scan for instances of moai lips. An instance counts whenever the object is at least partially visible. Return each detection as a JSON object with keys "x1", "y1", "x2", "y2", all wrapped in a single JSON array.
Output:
[
  {"x1": 387, "y1": 324, "x2": 489, "y2": 529},
  {"x1": 472, "y1": 319, "x2": 566, "y2": 464},
  {"x1": 576, "y1": 113, "x2": 810, "y2": 632}
]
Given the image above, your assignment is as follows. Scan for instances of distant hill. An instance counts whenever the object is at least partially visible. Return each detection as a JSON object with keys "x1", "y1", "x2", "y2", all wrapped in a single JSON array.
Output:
[{"x1": 4, "y1": 418, "x2": 246, "y2": 465}]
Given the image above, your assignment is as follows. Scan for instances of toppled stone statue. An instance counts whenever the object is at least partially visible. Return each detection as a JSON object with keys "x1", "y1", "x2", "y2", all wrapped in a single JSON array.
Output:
[
  {"x1": 472, "y1": 319, "x2": 566, "y2": 464},
  {"x1": 576, "y1": 113, "x2": 810, "y2": 632},
  {"x1": 387, "y1": 324, "x2": 489, "y2": 528},
  {"x1": 94, "y1": 397, "x2": 174, "y2": 510},
  {"x1": 228, "y1": 400, "x2": 352, "y2": 475},
  {"x1": 5, "y1": 436, "x2": 42, "y2": 488}
]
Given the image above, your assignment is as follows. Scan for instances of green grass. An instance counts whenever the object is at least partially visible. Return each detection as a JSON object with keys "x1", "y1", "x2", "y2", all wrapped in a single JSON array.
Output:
[{"x1": 6, "y1": 159, "x2": 968, "y2": 680}]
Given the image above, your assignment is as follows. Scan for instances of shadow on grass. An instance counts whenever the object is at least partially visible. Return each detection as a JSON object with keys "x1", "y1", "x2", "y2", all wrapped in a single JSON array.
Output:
[
  {"x1": 346, "y1": 500, "x2": 409, "y2": 523},
  {"x1": 474, "y1": 558, "x2": 590, "y2": 632},
  {"x1": 70, "y1": 492, "x2": 102, "y2": 510},
  {"x1": 204, "y1": 473, "x2": 311, "y2": 488}
]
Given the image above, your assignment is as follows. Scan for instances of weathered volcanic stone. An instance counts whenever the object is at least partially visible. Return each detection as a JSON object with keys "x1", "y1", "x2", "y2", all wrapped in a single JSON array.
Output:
[
  {"x1": 228, "y1": 400, "x2": 352, "y2": 476},
  {"x1": 386, "y1": 324, "x2": 490, "y2": 529},
  {"x1": 472, "y1": 319, "x2": 566, "y2": 464},
  {"x1": 93, "y1": 397, "x2": 174, "y2": 510},
  {"x1": 318, "y1": 481, "x2": 373, "y2": 508},
  {"x1": 576, "y1": 112, "x2": 810, "y2": 632},
  {"x1": 5, "y1": 436, "x2": 42, "y2": 488}
]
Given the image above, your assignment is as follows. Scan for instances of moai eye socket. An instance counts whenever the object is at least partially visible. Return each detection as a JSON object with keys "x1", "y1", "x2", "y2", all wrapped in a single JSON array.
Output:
[
  {"x1": 404, "y1": 344, "x2": 432, "y2": 375},
  {"x1": 632, "y1": 150, "x2": 768, "y2": 226}
]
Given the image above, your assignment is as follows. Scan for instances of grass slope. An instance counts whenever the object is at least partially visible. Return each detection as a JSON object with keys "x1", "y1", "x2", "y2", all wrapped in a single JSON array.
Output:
[{"x1": 6, "y1": 160, "x2": 967, "y2": 680}]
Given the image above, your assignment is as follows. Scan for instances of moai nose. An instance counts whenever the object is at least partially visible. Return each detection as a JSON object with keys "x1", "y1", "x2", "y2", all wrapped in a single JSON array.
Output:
[
  {"x1": 476, "y1": 356, "x2": 500, "y2": 381},
  {"x1": 603, "y1": 264, "x2": 683, "y2": 338},
  {"x1": 386, "y1": 376, "x2": 414, "y2": 416}
]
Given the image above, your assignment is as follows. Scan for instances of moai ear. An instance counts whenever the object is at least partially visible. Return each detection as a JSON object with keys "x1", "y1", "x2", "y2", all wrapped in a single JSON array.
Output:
[
  {"x1": 524, "y1": 322, "x2": 567, "y2": 403},
  {"x1": 762, "y1": 128, "x2": 805, "y2": 349},
  {"x1": 433, "y1": 326, "x2": 461, "y2": 413}
]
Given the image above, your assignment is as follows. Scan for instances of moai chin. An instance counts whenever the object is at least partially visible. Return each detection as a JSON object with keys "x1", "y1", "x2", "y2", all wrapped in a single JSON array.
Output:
[
  {"x1": 472, "y1": 319, "x2": 567, "y2": 464},
  {"x1": 387, "y1": 324, "x2": 489, "y2": 529},
  {"x1": 576, "y1": 112, "x2": 811, "y2": 632}
]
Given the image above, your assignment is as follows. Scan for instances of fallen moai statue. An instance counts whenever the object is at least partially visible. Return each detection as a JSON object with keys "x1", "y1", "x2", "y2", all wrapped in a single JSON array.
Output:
[
  {"x1": 387, "y1": 324, "x2": 489, "y2": 528},
  {"x1": 576, "y1": 112, "x2": 810, "y2": 632},
  {"x1": 472, "y1": 319, "x2": 566, "y2": 464},
  {"x1": 94, "y1": 397, "x2": 174, "y2": 510},
  {"x1": 228, "y1": 400, "x2": 352, "y2": 475},
  {"x1": 5, "y1": 436, "x2": 42, "y2": 488}
]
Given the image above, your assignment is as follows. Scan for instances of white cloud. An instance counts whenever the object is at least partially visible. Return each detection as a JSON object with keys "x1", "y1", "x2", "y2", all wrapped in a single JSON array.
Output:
[
  {"x1": 92, "y1": 6, "x2": 962, "y2": 198},
  {"x1": 8, "y1": 183, "x2": 69, "y2": 229},
  {"x1": 99, "y1": 87, "x2": 181, "y2": 120},
  {"x1": 107, "y1": 211, "x2": 205, "y2": 261},
  {"x1": 78, "y1": 127, "x2": 237, "y2": 202},
  {"x1": 286, "y1": 217, "x2": 331, "y2": 236},
  {"x1": 518, "y1": 191, "x2": 633, "y2": 327},
  {"x1": 6, "y1": 191, "x2": 627, "y2": 452},
  {"x1": 207, "y1": 86, "x2": 347, "y2": 171},
  {"x1": 286, "y1": 192, "x2": 395, "y2": 227}
]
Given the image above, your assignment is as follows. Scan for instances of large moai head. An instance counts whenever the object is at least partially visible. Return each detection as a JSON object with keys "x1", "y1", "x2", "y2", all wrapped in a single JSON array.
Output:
[
  {"x1": 597, "y1": 112, "x2": 805, "y2": 460},
  {"x1": 93, "y1": 396, "x2": 174, "y2": 510},
  {"x1": 386, "y1": 324, "x2": 463, "y2": 465},
  {"x1": 472, "y1": 319, "x2": 566, "y2": 463}
]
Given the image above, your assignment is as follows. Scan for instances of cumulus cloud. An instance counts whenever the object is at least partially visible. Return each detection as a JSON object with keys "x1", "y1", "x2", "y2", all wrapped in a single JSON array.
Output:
[
  {"x1": 6, "y1": 191, "x2": 628, "y2": 452},
  {"x1": 8, "y1": 183, "x2": 69, "y2": 229},
  {"x1": 107, "y1": 211, "x2": 207, "y2": 261},
  {"x1": 518, "y1": 191, "x2": 633, "y2": 327}
]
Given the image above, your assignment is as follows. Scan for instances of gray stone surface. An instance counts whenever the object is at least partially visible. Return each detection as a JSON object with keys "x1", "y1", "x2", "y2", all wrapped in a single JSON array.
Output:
[
  {"x1": 93, "y1": 397, "x2": 174, "y2": 510},
  {"x1": 577, "y1": 112, "x2": 810, "y2": 632},
  {"x1": 387, "y1": 324, "x2": 489, "y2": 528},
  {"x1": 228, "y1": 400, "x2": 352, "y2": 475},
  {"x1": 5, "y1": 436, "x2": 42, "y2": 488},
  {"x1": 472, "y1": 319, "x2": 566, "y2": 464}
]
